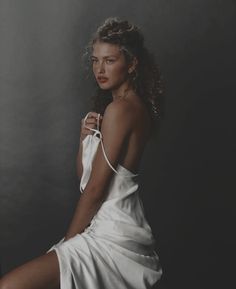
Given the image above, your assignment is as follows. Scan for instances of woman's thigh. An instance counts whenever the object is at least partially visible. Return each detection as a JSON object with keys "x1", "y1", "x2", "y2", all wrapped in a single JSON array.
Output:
[{"x1": 0, "y1": 250, "x2": 60, "y2": 289}]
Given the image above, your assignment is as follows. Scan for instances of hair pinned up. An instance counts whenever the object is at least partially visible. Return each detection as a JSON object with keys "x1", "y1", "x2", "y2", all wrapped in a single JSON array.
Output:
[{"x1": 83, "y1": 17, "x2": 165, "y2": 135}]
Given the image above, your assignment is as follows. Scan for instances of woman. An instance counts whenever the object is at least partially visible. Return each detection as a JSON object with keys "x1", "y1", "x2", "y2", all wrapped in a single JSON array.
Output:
[{"x1": 0, "y1": 17, "x2": 163, "y2": 289}]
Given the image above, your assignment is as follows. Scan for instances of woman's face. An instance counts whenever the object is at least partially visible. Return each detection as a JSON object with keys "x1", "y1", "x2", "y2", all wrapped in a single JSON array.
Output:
[{"x1": 91, "y1": 41, "x2": 131, "y2": 91}]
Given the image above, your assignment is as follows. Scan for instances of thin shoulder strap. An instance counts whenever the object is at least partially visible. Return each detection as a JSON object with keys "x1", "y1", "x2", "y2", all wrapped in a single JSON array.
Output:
[
  {"x1": 83, "y1": 112, "x2": 100, "y2": 136},
  {"x1": 83, "y1": 112, "x2": 138, "y2": 177}
]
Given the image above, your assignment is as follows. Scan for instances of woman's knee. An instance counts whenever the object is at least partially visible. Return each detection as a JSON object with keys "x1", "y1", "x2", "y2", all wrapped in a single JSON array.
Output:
[
  {"x1": 0, "y1": 251, "x2": 60, "y2": 289},
  {"x1": 0, "y1": 276, "x2": 13, "y2": 289}
]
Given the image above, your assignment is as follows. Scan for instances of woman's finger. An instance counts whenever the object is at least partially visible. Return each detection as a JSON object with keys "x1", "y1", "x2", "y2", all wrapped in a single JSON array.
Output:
[
  {"x1": 84, "y1": 118, "x2": 97, "y2": 125},
  {"x1": 89, "y1": 111, "x2": 102, "y2": 117},
  {"x1": 82, "y1": 128, "x2": 94, "y2": 135}
]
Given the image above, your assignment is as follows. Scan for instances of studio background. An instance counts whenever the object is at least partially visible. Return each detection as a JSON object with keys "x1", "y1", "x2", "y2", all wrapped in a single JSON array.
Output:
[{"x1": 0, "y1": 1, "x2": 235, "y2": 288}]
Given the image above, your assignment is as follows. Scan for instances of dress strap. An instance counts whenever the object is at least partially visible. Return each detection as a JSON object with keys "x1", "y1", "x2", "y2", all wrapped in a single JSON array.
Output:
[
  {"x1": 82, "y1": 112, "x2": 138, "y2": 177},
  {"x1": 83, "y1": 112, "x2": 101, "y2": 137}
]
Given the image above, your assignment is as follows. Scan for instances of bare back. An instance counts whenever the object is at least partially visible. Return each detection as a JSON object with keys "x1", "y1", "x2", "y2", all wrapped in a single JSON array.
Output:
[{"x1": 114, "y1": 97, "x2": 152, "y2": 174}]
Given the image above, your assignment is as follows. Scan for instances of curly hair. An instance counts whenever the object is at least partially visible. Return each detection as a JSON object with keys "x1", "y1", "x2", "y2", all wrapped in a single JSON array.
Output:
[{"x1": 82, "y1": 17, "x2": 165, "y2": 134}]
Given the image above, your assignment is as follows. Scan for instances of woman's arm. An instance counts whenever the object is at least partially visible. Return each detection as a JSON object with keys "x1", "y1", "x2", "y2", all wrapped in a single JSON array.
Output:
[{"x1": 64, "y1": 100, "x2": 135, "y2": 241}]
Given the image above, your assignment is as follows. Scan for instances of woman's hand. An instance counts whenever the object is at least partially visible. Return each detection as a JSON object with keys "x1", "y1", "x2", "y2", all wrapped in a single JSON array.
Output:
[{"x1": 80, "y1": 112, "x2": 103, "y2": 141}]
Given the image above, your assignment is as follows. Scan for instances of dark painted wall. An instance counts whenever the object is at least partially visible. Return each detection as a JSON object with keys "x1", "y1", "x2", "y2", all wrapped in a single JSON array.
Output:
[{"x1": 0, "y1": 1, "x2": 235, "y2": 288}]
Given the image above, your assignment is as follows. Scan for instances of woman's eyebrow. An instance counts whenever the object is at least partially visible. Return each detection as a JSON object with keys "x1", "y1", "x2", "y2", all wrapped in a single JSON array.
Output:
[{"x1": 91, "y1": 55, "x2": 118, "y2": 59}]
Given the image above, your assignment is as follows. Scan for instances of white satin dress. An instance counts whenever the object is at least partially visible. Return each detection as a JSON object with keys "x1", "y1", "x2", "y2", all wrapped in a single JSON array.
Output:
[{"x1": 46, "y1": 112, "x2": 162, "y2": 289}]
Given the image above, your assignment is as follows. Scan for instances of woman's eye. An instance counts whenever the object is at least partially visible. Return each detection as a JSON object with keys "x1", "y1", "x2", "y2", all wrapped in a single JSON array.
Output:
[{"x1": 106, "y1": 59, "x2": 115, "y2": 63}]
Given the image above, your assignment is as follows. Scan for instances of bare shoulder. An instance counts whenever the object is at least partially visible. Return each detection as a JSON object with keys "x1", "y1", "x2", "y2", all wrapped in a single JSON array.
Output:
[
  {"x1": 108, "y1": 96, "x2": 150, "y2": 121},
  {"x1": 102, "y1": 98, "x2": 137, "y2": 130},
  {"x1": 104, "y1": 98, "x2": 133, "y2": 117}
]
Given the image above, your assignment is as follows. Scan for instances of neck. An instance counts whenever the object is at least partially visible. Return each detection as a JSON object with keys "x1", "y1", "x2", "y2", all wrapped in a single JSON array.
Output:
[{"x1": 112, "y1": 80, "x2": 134, "y2": 101}]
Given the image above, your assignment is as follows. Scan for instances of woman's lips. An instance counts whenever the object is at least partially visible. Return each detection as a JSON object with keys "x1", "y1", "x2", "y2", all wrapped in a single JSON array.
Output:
[{"x1": 97, "y1": 77, "x2": 108, "y2": 83}]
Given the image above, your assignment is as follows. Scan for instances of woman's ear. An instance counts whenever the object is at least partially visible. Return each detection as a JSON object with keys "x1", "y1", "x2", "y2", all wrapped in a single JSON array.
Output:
[{"x1": 128, "y1": 57, "x2": 138, "y2": 74}]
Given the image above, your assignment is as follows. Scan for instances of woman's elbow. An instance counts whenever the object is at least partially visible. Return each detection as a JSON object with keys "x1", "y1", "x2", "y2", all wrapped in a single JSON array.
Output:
[{"x1": 85, "y1": 182, "x2": 109, "y2": 203}]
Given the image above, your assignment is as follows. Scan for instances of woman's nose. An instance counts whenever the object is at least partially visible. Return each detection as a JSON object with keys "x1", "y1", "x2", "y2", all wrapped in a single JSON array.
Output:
[{"x1": 97, "y1": 61, "x2": 105, "y2": 73}]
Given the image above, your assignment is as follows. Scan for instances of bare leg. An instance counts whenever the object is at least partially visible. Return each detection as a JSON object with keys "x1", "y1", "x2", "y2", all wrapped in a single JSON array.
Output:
[{"x1": 0, "y1": 250, "x2": 60, "y2": 289}]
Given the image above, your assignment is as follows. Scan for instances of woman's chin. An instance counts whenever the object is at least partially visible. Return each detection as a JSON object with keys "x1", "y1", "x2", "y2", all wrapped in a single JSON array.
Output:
[{"x1": 98, "y1": 83, "x2": 111, "y2": 90}]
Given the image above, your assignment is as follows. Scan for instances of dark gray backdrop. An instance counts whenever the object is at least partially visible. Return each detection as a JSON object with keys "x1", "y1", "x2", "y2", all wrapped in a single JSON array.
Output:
[{"x1": 0, "y1": 1, "x2": 235, "y2": 288}]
